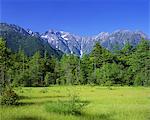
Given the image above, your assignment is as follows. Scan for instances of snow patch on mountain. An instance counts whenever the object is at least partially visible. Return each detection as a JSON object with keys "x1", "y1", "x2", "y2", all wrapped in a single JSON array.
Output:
[{"x1": 40, "y1": 29, "x2": 149, "y2": 56}]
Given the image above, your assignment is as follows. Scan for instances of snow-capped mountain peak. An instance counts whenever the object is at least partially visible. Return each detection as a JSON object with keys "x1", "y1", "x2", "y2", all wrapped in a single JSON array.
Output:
[
  {"x1": 39, "y1": 29, "x2": 149, "y2": 56},
  {"x1": 95, "y1": 32, "x2": 109, "y2": 40}
]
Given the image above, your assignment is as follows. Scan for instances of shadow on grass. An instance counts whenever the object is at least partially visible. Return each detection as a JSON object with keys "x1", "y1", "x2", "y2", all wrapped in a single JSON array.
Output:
[
  {"x1": 16, "y1": 95, "x2": 67, "y2": 106},
  {"x1": 19, "y1": 95, "x2": 67, "y2": 100},
  {"x1": 30, "y1": 95, "x2": 67, "y2": 99},
  {"x1": 13, "y1": 112, "x2": 114, "y2": 120},
  {"x1": 44, "y1": 99, "x2": 114, "y2": 120},
  {"x1": 12, "y1": 113, "x2": 113, "y2": 120},
  {"x1": 13, "y1": 116, "x2": 45, "y2": 120},
  {"x1": 79, "y1": 112, "x2": 115, "y2": 120},
  {"x1": 17, "y1": 100, "x2": 54, "y2": 106}
]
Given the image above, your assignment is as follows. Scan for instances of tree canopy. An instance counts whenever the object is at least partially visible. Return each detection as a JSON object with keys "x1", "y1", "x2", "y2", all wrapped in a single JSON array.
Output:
[{"x1": 0, "y1": 37, "x2": 149, "y2": 87}]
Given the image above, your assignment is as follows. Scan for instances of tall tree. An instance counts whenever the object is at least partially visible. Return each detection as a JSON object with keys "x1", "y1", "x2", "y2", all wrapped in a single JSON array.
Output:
[
  {"x1": 80, "y1": 54, "x2": 93, "y2": 84},
  {"x1": 0, "y1": 38, "x2": 11, "y2": 90},
  {"x1": 11, "y1": 48, "x2": 29, "y2": 86},
  {"x1": 127, "y1": 39, "x2": 150, "y2": 86},
  {"x1": 90, "y1": 42, "x2": 104, "y2": 68},
  {"x1": 57, "y1": 54, "x2": 80, "y2": 85},
  {"x1": 28, "y1": 52, "x2": 42, "y2": 86}
]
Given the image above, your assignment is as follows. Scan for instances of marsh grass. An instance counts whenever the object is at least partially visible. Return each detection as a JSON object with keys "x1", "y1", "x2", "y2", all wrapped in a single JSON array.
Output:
[
  {"x1": 45, "y1": 94, "x2": 88, "y2": 115},
  {"x1": 0, "y1": 86, "x2": 150, "y2": 120}
]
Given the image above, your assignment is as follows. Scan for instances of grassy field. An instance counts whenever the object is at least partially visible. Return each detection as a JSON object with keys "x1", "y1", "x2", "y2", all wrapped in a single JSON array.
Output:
[{"x1": 0, "y1": 86, "x2": 150, "y2": 120}]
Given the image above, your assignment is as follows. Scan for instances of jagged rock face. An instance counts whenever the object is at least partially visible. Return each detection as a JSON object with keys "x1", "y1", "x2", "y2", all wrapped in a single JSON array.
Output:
[
  {"x1": 41, "y1": 30, "x2": 82, "y2": 56},
  {"x1": 0, "y1": 23, "x2": 29, "y2": 36},
  {"x1": 0, "y1": 23, "x2": 62, "y2": 58},
  {"x1": 0, "y1": 23, "x2": 149, "y2": 56},
  {"x1": 41, "y1": 29, "x2": 149, "y2": 56}
]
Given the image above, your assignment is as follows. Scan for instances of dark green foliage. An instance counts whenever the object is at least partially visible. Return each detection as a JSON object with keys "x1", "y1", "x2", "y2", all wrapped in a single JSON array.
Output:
[
  {"x1": 0, "y1": 38, "x2": 19, "y2": 106},
  {"x1": 0, "y1": 38, "x2": 12, "y2": 90},
  {"x1": 125, "y1": 39, "x2": 150, "y2": 86},
  {"x1": 10, "y1": 49, "x2": 29, "y2": 86},
  {"x1": 1, "y1": 87, "x2": 19, "y2": 105},
  {"x1": 90, "y1": 42, "x2": 104, "y2": 68},
  {"x1": 80, "y1": 54, "x2": 93, "y2": 84},
  {"x1": 56, "y1": 54, "x2": 80, "y2": 85},
  {"x1": 94, "y1": 63, "x2": 124, "y2": 85},
  {"x1": 0, "y1": 36, "x2": 149, "y2": 87},
  {"x1": 44, "y1": 72, "x2": 55, "y2": 86}
]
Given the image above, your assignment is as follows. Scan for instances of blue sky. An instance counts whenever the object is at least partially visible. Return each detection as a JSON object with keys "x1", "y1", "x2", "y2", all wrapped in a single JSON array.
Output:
[{"x1": 1, "y1": 0, "x2": 149, "y2": 36}]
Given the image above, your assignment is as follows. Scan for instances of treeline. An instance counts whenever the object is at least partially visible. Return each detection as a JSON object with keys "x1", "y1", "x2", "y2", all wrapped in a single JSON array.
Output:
[{"x1": 0, "y1": 37, "x2": 150, "y2": 87}]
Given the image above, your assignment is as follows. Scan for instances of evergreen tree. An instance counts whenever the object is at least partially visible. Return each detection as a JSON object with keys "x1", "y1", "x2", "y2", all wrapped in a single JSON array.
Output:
[
  {"x1": 95, "y1": 63, "x2": 124, "y2": 85},
  {"x1": 58, "y1": 54, "x2": 80, "y2": 85},
  {"x1": 80, "y1": 54, "x2": 92, "y2": 84},
  {"x1": 43, "y1": 52, "x2": 57, "y2": 85},
  {"x1": 28, "y1": 52, "x2": 42, "y2": 86},
  {"x1": 126, "y1": 39, "x2": 150, "y2": 86},
  {"x1": 11, "y1": 48, "x2": 29, "y2": 86},
  {"x1": 90, "y1": 42, "x2": 104, "y2": 68},
  {"x1": 0, "y1": 38, "x2": 11, "y2": 90}
]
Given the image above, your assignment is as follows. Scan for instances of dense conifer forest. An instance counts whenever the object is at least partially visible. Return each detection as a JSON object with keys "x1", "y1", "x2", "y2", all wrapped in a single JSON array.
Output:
[{"x1": 0, "y1": 37, "x2": 149, "y2": 88}]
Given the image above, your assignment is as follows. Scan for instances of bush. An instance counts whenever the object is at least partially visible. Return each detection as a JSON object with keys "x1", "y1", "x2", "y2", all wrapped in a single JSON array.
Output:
[
  {"x1": 1, "y1": 87, "x2": 19, "y2": 105},
  {"x1": 45, "y1": 94, "x2": 87, "y2": 115}
]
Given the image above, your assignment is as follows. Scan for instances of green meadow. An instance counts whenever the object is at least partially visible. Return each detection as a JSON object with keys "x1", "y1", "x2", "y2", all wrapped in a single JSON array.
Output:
[{"x1": 0, "y1": 86, "x2": 150, "y2": 120}]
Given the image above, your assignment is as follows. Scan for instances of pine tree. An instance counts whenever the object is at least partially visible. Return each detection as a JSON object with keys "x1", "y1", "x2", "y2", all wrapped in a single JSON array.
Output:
[
  {"x1": 0, "y1": 38, "x2": 11, "y2": 90},
  {"x1": 90, "y1": 42, "x2": 104, "y2": 68},
  {"x1": 80, "y1": 54, "x2": 92, "y2": 84},
  {"x1": 127, "y1": 39, "x2": 150, "y2": 86},
  {"x1": 28, "y1": 52, "x2": 42, "y2": 86}
]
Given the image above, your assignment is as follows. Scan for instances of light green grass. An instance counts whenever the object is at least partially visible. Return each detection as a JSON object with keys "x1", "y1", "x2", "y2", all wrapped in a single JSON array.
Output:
[{"x1": 0, "y1": 86, "x2": 150, "y2": 120}]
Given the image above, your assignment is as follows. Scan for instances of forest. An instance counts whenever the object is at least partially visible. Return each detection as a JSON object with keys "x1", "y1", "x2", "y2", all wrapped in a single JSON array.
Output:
[
  {"x1": 0, "y1": 37, "x2": 150, "y2": 88},
  {"x1": 0, "y1": 37, "x2": 150, "y2": 120}
]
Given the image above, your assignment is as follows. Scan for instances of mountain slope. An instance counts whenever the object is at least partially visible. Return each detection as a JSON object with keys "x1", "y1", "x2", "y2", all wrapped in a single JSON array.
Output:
[
  {"x1": 0, "y1": 23, "x2": 149, "y2": 57},
  {"x1": 41, "y1": 29, "x2": 149, "y2": 56},
  {"x1": 0, "y1": 23, "x2": 62, "y2": 58}
]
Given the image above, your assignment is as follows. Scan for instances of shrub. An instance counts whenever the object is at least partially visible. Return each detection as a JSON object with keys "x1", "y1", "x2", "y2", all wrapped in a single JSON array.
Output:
[
  {"x1": 1, "y1": 87, "x2": 19, "y2": 105},
  {"x1": 45, "y1": 94, "x2": 87, "y2": 115}
]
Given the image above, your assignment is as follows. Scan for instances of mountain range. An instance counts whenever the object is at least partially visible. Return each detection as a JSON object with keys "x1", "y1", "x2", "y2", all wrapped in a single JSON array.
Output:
[
  {"x1": 0, "y1": 23, "x2": 149, "y2": 57},
  {"x1": 40, "y1": 29, "x2": 148, "y2": 56},
  {"x1": 0, "y1": 23, "x2": 62, "y2": 58}
]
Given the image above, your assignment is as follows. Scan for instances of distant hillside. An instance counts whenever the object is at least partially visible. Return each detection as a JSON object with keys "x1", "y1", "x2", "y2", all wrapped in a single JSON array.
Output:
[
  {"x1": 41, "y1": 29, "x2": 149, "y2": 56},
  {"x1": 0, "y1": 23, "x2": 149, "y2": 57},
  {"x1": 0, "y1": 23, "x2": 62, "y2": 58}
]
